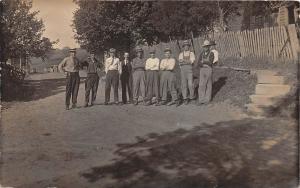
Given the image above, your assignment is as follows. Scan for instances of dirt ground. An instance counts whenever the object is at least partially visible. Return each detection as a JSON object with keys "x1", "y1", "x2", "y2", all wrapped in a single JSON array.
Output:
[{"x1": 1, "y1": 72, "x2": 298, "y2": 188}]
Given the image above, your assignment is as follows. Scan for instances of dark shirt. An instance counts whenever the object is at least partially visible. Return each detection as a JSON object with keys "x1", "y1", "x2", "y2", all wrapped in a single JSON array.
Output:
[
  {"x1": 81, "y1": 57, "x2": 102, "y2": 73},
  {"x1": 132, "y1": 57, "x2": 145, "y2": 71}
]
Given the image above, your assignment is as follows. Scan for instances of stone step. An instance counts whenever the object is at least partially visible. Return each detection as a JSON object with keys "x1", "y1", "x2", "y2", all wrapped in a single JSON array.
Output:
[
  {"x1": 245, "y1": 103, "x2": 265, "y2": 114},
  {"x1": 257, "y1": 75, "x2": 285, "y2": 84},
  {"x1": 251, "y1": 70, "x2": 278, "y2": 76},
  {"x1": 255, "y1": 84, "x2": 291, "y2": 96},
  {"x1": 249, "y1": 95, "x2": 285, "y2": 106}
]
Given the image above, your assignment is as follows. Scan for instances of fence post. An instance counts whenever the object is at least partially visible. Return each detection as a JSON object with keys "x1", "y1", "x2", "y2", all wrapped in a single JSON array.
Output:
[{"x1": 287, "y1": 24, "x2": 299, "y2": 60}]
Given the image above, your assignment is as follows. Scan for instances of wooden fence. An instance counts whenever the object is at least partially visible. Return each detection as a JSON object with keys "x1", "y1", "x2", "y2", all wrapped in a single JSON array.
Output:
[{"x1": 142, "y1": 24, "x2": 299, "y2": 62}]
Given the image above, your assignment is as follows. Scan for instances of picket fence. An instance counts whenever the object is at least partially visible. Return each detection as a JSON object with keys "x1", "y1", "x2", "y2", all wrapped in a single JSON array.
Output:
[{"x1": 142, "y1": 24, "x2": 299, "y2": 62}]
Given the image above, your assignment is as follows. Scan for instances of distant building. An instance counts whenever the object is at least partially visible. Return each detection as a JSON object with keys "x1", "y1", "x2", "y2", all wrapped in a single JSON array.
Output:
[{"x1": 227, "y1": 2, "x2": 300, "y2": 31}]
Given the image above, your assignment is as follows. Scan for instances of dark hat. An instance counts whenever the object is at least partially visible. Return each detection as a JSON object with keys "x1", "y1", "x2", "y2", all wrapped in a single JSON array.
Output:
[
  {"x1": 183, "y1": 40, "x2": 191, "y2": 47},
  {"x1": 135, "y1": 47, "x2": 143, "y2": 52},
  {"x1": 69, "y1": 48, "x2": 76, "y2": 53},
  {"x1": 164, "y1": 47, "x2": 172, "y2": 52},
  {"x1": 109, "y1": 48, "x2": 116, "y2": 53},
  {"x1": 149, "y1": 48, "x2": 156, "y2": 54}
]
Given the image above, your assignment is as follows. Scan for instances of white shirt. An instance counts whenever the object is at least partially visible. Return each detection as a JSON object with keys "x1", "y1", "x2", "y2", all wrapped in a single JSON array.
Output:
[
  {"x1": 178, "y1": 51, "x2": 195, "y2": 64},
  {"x1": 160, "y1": 58, "x2": 176, "y2": 70},
  {"x1": 105, "y1": 57, "x2": 121, "y2": 74},
  {"x1": 145, "y1": 58, "x2": 160, "y2": 70},
  {"x1": 211, "y1": 49, "x2": 219, "y2": 64}
]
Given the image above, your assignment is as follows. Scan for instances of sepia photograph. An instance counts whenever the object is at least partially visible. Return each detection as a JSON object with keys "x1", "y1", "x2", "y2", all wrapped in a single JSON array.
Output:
[{"x1": 1, "y1": 0, "x2": 300, "y2": 187}]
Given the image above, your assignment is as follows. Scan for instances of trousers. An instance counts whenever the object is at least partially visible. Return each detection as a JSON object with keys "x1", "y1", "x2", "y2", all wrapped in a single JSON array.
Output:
[
  {"x1": 132, "y1": 70, "x2": 146, "y2": 100},
  {"x1": 180, "y1": 65, "x2": 194, "y2": 100},
  {"x1": 198, "y1": 66, "x2": 212, "y2": 103},
  {"x1": 105, "y1": 70, "x2": 119, "y2": 103},
  {"x1": 66, "y1": 72, "x2": 80, "y2": 106},
  {"x1": 85, "y1": 73, "x2": 99, "y2": 104},
  {"x1": 160, "y1": 71, "x2": 178, "y2": 101},
  {"x1": 121, "y1": 72, "x2": 133, "y2": 103},
  {"x1": 145, "y1": 70, "x2": 159, "y2": 101}
]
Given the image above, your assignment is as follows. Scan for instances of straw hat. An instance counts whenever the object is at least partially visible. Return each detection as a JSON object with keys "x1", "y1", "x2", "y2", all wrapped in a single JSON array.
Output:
[
  {"x1": 164, "y1": 47, "x2": 172, "y2": 52},
  {"x1": 202, "y1": 40, "x2": 211, "y2": 47},
  {"x1": 109, "y1": 48, "x2": 116, "y2": 53}
]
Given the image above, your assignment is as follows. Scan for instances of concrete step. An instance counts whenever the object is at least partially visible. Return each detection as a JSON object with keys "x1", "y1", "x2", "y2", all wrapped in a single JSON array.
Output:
[
  {"x1": 249, "y1": 95, "x2": 285, "y2": 106},
  {"x1": 257, "y1": 75, "x2": 285, "y2": 84},
  {"x1": 251, "y1": 70, "x2": 278, "y2": 76},
  {"x1": 255, "y1": 84, "x2": 291, "y2": 96}
]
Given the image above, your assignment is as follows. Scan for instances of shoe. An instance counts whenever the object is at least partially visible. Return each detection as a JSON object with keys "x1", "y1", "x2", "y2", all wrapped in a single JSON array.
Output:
[
  {"x1": 104, "y1": 102, "x2": 109, "y2": 105},
  {"x1": 72, "y1": 104, "x2": 77, "y2": 108},
  {"x1": 65, "y1": 105, "x2": 70, "y2": 110},
  {"x1": 167, "y1": 101, "x2": 176, "y2": 106},
  {"x1": 114, "y1": 101, "x2": 119, "y2": 105},
  {"x1": 160, "y1": 101, "x2": 168, "y2": 105},
  {"x1": 133, "y1": 100, "x2": 138, "y2": 105},
  {"x1": 176, "y1": 100, "x2": 181, "y2": 107},
  {"x1": 184, "y1": 99, "x2": 189, "y2": 105},
  {"x1": 155, "y1": 101, "x2": 160, "y2": 106},
  {"x1": 145, "y1": 101, "x2": 152, "y2": 106},
  {"x1": 90, "y1": 102, "x2": 94, "y2": 106},
  {"x1": 84, "y1": 103, "x2": 88, "y2": 108}
]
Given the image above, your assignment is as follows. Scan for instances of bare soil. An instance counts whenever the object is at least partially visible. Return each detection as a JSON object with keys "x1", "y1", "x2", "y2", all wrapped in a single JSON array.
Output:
[{"x1": 1, "y1": 72, "x2": 298, "y2": 188}]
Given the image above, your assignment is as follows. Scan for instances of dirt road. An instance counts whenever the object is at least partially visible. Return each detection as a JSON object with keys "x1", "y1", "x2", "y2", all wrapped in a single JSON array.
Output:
[{"x1": 1, "y1": 72, "x2": 298, "y2": 188}]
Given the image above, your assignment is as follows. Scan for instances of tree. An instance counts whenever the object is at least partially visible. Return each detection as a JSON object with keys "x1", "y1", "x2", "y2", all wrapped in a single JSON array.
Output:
[
  {"x1": 1, "y1": 0, "x2": 55, "y2": 62},
  {"x1": 73, "y1": 1, "x2": 155, "y2": 52},
  {"x1": 73, "y1": 1, "x2": 241, "y2": 51}
]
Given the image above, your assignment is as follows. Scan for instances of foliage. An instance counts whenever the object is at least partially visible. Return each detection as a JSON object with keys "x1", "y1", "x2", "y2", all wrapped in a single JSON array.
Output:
[
  {"x1": 1, "y1": 0, "x2": 55, "y2": 61},
  {"x1": 73, "y1": 1, "x2": 241, "y2": 52}
]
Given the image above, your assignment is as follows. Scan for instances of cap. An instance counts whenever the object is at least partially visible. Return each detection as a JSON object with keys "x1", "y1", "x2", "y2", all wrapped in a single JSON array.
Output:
[
  {"x1": 183, "y1": 40, "x2": 191, "y2": 47},
  {"x1": 109, "y1": 48, "x2": 116, "y2": 53},
  {"x1": 135, "y1": 47, "x2": 143, "y2": 53},
  {"x1": 69, "y1": 48, "x2": 76, "y2": 53},
  {"x1": 164, "y1": 47, "x2": 172, "y2": 52}
]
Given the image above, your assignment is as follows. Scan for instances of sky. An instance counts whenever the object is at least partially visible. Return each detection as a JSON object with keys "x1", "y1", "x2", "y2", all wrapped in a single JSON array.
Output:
[{"x1": 32, "y1": 0, "x2": 79, "y2": 49}]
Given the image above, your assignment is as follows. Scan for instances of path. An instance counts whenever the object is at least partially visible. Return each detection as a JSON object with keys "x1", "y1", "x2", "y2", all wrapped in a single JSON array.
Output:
[{"x1": 1, "y1": 72, "x2": 297, "y2": 188}]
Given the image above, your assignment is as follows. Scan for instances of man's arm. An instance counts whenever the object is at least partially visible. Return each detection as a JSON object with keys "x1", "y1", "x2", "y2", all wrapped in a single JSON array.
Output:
[
  {"x1": 190, "y1": 52, "x2": 196, "y2": 64},
  {"x1": 58, "y1": 58, "x2": 67, "y2": 73}
]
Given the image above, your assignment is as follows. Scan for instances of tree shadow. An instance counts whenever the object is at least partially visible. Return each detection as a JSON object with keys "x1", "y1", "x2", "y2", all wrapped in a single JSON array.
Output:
[
  {"x1": 2, "y1": 77, "x2": 84, "y2": 103},
  {"x1": 79, "y1": 118, "x2": 297, "y2": 188}
]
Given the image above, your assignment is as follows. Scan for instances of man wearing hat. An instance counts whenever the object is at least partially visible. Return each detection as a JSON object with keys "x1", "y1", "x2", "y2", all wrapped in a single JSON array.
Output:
[
  {"x1": 145, "y1": 48, "x2": 160, "y2": 105},
  {"x1": 131, "y1": 47, "x2": 146, "y2": 105},
  {"x1": 197, "y1": 40, "x2": 215, "y2": 105},
  {"x1": 104, "y1": 48, "x2": 122, "y2": 105},
  {"x1": 159, "y1": 47, "x2": 179, "y2": 106},
  {"x1": 120, "y1": 52, "x2": 133, "y2": 104},
  {"x1": 178, "y1": 40, "x2": 196, "y2": 105},
  {"x1": 81, "y1": 52, "x2": 103, "y2": 107},
  {"x1": 58, "y1": 48, "x2": 80, "y2": 110}
]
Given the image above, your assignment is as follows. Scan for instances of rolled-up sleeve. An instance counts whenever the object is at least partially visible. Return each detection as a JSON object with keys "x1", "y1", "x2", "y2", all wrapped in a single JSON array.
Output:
[{"x1": 58, "y1": 58, "x2": 67, "y2": 72}]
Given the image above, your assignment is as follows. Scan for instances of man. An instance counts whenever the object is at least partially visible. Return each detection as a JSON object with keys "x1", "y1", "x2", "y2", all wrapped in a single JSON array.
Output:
[
  {"x1": 81, "y1": 52, "x2": 102, "y2": 107},
  {"x1": 145, "y1": 49, "x2": 160, "y2": 105},
  {"x1": 104, "y1": 48, "x2": 122, "y2": 105},
  {"x1": 120, "y1": 52, "x2": 133, "y2": 104},
  {"x1": 131, "y1": 47, "x2": 146, "y2": 105},
  {"x1": 197, "y1": 40, "x2": 215, "y2": 105},
  {"x1": 159, "y1": 47, "x2": 179, "y2": 106},
  {"x1": 179, "y1": 40, "x2": 196, "y2": 105},
  {"x1": 58, "y1": 48, "x2": 80, "y2": 110}
]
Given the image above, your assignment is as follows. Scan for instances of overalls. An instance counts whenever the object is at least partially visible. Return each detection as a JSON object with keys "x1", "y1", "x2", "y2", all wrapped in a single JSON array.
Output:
[{"x1": 180, "y1": 52, "x2": 194, "y2": 100}]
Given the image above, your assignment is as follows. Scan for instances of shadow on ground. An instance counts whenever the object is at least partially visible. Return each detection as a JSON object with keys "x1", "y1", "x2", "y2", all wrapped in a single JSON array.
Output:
[
  {"x1": 79, "y1": 118, "x2": 297, "y2": 188},
  {"x1": 2, "y1": 78, "x2": 85, "y2": 103}
]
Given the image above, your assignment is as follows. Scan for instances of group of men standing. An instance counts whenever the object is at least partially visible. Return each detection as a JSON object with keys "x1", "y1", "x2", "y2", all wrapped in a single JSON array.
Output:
[{"x1": 59, "y1": 40, "x2": 217, "y2": 110}]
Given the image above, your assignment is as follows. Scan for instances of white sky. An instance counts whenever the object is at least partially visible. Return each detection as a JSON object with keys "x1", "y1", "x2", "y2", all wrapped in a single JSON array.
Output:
[{"x1": 32, "y1": 0, "x2": 79, "y2": 49}]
